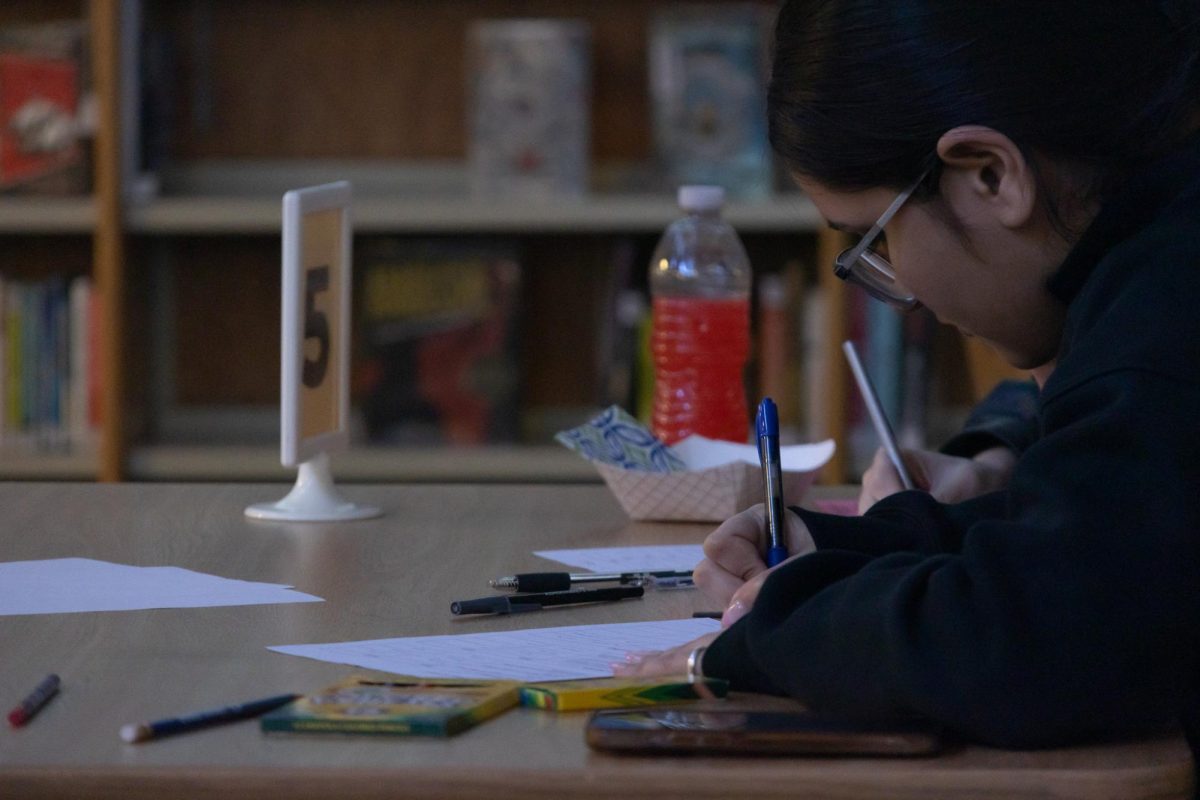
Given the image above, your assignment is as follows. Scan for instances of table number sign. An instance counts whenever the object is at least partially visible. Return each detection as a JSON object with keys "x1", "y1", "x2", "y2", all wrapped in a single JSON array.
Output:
[{"x1": 246, "y1": 181, "x2": 380, "y2": 521}]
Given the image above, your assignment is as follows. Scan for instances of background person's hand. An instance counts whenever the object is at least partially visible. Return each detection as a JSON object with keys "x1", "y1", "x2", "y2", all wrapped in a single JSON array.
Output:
[
  {"x1": 858, "y1": 445, "x2": 1017, "y2": 513},
  {"x1": 693, "y1": 503, "x2": 815, "y2": 613}
]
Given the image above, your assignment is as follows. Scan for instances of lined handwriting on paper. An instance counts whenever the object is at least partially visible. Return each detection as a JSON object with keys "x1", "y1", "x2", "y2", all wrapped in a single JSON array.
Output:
[
  {"x1": 532, "y1": 545, "x2": 706, "y2": 573},
  {"x1": 0, "y1": 558, "x2": 323, "y2": 615},
  {"x1": 269, "y1": 618, "x2": 720, "y2": 682}
]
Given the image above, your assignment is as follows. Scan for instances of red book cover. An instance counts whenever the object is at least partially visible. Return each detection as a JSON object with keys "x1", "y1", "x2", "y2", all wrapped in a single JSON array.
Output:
[{"x1": 0, "y1": 52, "x2": 80, "y2": 188}]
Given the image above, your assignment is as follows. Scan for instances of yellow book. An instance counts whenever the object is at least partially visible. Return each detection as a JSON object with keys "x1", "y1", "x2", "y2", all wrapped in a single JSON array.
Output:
[{"x1": 520, "y1": 677, "x2": 728, "y2": 712}]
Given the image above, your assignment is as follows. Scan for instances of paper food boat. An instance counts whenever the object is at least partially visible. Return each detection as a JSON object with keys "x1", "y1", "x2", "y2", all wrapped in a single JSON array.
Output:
[{"x1": 556, "y1": 407, "x2": 835, "y2": 522}]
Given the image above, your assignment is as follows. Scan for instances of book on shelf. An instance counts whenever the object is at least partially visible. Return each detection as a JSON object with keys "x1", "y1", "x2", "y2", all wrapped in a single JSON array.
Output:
[
  {"x1": 467, "y1": 18, "x2": 591, "y2": 199},
  {"x1": 0, "y1": 20, "x2": 89, "y2": 194},
  {"x1": 0, "y1": 274, "x2": 98, "y2": 452},
  {"x1": 757, "y1": 267, "x2": 803, "y2": 442},
  {"x1": 799, "y1": 280, "x2": 828, "y2": 445},
  {"x1": 648, "y1": 4, "x2": 775, "y2": 198},
  {"x1": 354, "y1": 240, "x2": 522, "y2": 446}
]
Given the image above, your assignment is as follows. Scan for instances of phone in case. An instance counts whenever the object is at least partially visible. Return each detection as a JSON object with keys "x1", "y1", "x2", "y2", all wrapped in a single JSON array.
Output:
[{"x1": 585, "y1": 708, "x2": 942, "y2": 757}]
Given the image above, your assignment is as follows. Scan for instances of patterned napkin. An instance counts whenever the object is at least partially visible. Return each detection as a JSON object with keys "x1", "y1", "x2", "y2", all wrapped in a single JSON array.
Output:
[{"x1": 554, "y1": 406, "x2": 685, "y2": 473}]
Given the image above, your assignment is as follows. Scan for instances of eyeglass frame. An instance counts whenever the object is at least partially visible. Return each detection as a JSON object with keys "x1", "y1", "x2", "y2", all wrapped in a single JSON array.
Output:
[{"x1": 833, "y1": 164, "x2": 936, "y2": 311}]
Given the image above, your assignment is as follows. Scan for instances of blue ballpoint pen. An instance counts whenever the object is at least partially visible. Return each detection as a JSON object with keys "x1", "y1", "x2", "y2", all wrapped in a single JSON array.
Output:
[{"x1": 756, "y1": 398, "x2": 788, "y2": 568}]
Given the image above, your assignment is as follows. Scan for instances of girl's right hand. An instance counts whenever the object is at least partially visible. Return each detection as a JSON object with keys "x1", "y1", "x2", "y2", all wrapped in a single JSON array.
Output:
[
  {"x1": 693, "y1": 504, "x2": 815, "y2": 624},
  {"x1": 858, "y1": 445, "x2": 1016, "y2": 513}
]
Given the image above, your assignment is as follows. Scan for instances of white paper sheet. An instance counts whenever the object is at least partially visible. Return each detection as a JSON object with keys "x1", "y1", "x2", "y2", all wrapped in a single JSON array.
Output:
[
  {"x1": 0, "y1": 558, "x2": 324, "y2": 615},
  {"x1": 533, "y1": 545, "x2": 706, "y2": 573},
  {"x1": 269, "y1": 618, "x2": 720, "y2": 682},
  {"x1": 671, "y1": 435, "x2": 836, "y2": 472}
]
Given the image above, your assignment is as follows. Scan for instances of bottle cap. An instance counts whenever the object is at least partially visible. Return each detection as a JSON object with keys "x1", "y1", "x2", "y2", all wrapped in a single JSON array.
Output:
[{"x1": 677, "y1": 185, "x2": 726, "y2": 213}]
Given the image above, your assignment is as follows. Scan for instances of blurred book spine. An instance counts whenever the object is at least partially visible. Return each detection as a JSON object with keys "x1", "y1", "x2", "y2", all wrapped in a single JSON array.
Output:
[
  {"x1": 756, "y1": 270, "x2": 798, "y2": 441},
  {"x1": 0, "y1": 274, "x2": 97, "y2": 452},
  {"x1": 0, "y1": 20, "x2": 89, "y2": 194},
  {"x1": 649, "y1": 4, "x2": 774, "y2": 199},
  {"x1": 355, "y1": 241, "x2": 522, "y2": 446},
  {"x1": 468, "y1": 19, "x2": 591, "y2": 199}
]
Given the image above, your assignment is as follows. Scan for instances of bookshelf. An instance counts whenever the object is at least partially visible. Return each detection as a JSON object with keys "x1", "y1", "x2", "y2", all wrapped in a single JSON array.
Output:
[
  {"x1": 1, "y1": 0, "x2": 1014, "y2": 483},
  {"x1": 127, "y1": 161, "x2": 824, "y2": 234}
]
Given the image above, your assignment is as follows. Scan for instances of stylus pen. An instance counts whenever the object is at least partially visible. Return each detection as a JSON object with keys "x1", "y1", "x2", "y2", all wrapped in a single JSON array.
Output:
[
  {"x1": 842, "y1": 340, "x2": 915, "y2": 490},
  {"x1": 119, "y1": 693, "x2": 300, "y2": 743},
  {"x1": 756, "y1": 397, "x2": 789, "y2": 568},
  {"x1": 450, "y1": 585, "x2": 644, "y2": 616},
  {"x1": 488, "y1": 571, "x2": 694, "y2": 592}
]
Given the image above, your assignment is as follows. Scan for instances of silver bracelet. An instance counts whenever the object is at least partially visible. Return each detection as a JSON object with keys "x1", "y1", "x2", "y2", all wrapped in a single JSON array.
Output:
[{"x1": 686, "y1": 645, "x2": 707, "y2": 684}]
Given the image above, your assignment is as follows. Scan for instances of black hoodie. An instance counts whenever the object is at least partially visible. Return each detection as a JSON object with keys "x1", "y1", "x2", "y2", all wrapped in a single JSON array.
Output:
[{"x1": 704, "y1": 136, "x2": 1200, "y2": 764}]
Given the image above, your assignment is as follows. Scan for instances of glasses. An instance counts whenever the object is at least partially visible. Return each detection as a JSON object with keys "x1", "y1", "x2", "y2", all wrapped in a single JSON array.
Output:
[{"x1": 833, "y1": 167, "x2": 932, "y2": 311}]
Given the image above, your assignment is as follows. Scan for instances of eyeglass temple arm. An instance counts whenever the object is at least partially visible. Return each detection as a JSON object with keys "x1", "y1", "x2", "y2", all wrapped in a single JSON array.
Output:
[{"x1": 841, "y1": 169, "x2": 932, "y2": 264}]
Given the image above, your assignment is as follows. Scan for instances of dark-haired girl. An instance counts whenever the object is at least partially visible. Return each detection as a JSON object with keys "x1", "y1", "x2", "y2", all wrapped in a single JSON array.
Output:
[{"x1": 617, "y1": 0, "x2": 1200, "y2": 760}]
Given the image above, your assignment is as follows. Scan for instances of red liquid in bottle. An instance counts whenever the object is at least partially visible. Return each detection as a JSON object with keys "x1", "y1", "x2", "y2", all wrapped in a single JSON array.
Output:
[{"x1": 650, "y1": 295, "x2": 750, "y2": 444}]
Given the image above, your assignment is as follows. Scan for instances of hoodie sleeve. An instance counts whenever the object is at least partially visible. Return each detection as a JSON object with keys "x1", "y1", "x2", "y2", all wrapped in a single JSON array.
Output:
[{"x1": 704, "y1": 369, "x2": 1200, "y2": 748}]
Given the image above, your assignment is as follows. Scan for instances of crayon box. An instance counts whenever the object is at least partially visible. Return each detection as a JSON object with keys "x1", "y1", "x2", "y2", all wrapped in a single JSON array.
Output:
[{"x1": 261, "y1": 676, "x2": 521, "y2": 737}]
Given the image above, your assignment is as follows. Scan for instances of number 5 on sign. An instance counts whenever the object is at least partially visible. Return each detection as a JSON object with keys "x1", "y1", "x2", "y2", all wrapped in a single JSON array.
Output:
[{"x1": 245, "y1": 181, "x2": 381, "y2": 522}]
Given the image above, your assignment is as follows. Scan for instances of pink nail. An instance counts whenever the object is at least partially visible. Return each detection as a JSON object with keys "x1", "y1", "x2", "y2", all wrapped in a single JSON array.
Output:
[{"x1": 721, "y1": 599, "x2": 748, "y2": 628}]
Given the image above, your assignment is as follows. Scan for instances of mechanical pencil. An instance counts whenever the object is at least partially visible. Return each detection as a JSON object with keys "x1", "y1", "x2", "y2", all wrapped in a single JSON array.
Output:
[
  {"x1": 488, "y1": 570, "x2": 694, "y2": 592},
  {"x1": 756, "y1": 397, "x2": 789, "y2": 568},
  {"x1": 842, "y1": 340, "x2": 915, "y2": 490},
  {"x1": 450, "y1": 585, "x2": 644, "y2": 616},
  {"x1": 7, "y1": 673, "x2": 60, "y2": 728},
  {"x1": 120, "y1": 693, "x2": 300, "y2": 743}
]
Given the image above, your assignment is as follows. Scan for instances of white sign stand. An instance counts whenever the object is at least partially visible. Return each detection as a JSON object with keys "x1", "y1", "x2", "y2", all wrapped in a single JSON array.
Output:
[{"x1": 246, "y1": 181, "x2": 381, "y2": 522}]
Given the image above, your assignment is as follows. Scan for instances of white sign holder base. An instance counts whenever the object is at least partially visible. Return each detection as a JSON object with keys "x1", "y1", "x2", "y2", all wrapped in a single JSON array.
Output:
[{"x1": 245, "y1": 452, "x2": 380, "y2": 522}]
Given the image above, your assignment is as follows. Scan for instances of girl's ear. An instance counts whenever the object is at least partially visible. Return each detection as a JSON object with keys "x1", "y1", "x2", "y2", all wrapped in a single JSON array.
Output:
[{"x1": 936, "y1": 126, "x2": 1038, "y2": 229}]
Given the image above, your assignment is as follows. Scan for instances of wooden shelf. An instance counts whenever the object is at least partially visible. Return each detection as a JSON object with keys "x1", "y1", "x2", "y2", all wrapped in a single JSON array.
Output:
[
  {"x1": 0, "y1": 447, "x2": 97, "y2": 480},
  {"x1": 0, "y1": 197, "x2": 95, "y2": 233},
  {"x1": 125, "y1": 161, "x2": 823, "y2": 235},
  {"x1": 126, "y1": 444, "x2": 603, "y2": 483}
]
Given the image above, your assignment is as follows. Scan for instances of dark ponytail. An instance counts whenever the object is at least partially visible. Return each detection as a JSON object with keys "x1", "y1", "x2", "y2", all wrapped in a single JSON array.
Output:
[{"x1": 769, "y1": 0, "x2": 1200, "y2": 203}]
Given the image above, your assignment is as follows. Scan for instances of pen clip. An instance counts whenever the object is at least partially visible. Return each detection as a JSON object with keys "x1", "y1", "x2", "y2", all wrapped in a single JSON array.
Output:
[{"x1": 647, "y1": 575, "x2": 695, "y2": 590}]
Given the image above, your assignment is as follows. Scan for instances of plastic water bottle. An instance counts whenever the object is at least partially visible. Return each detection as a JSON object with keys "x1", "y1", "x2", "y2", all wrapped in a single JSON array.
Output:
[{"x1": 649, "y1": 185, "x2": 751, "y2": 444}]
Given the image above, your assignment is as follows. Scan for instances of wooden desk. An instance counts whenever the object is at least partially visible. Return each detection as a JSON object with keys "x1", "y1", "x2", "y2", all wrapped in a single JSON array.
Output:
[{"x1": 1, "y1": 482, "x2": 1193, "y2": 799}]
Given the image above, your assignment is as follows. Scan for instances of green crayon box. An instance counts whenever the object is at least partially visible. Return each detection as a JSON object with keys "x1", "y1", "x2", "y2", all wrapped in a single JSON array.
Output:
[{"x1": 520, "y1": 677, "x2": 728, "y2": 712}]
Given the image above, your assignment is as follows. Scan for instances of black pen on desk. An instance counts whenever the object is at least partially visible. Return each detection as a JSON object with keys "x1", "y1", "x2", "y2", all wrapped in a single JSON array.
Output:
[
  {"x1": 450, "y1": 585, "x2": 644, "y2": 616},
  {"x1": 756, "y1": 397, "x2": 788, "y2": 568},
  {"x1": 488, "y1": 571, "x2": 694, "y2": 592},
  {"x1": 7, "y1": 673, "x2": 60, "y2": 728},
  {"x1": 120, "y1": 693, "x2": 299, "y2": 743},
  {"x1": 842, "y1": 340, "x2": 915, "y2": 490}
]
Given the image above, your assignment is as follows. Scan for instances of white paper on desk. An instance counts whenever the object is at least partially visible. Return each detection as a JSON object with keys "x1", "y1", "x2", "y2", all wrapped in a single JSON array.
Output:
[
  {"x1": 269, "y1": 618, "x2": 720, "y2": 682},
  {"x1": 671, "y1": 435, "x2": 836, "y2": 472},
  {"x1": 0, "y1": 558, "x2": 323, "y2": 616},
  {"x1": 533, "y1": 545, "x2": 706, "y2": 573}
]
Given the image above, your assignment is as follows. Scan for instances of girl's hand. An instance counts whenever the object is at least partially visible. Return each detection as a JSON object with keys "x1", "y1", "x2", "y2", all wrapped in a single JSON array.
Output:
[
  {"x1": 692, "y1": 504, "x2": 815, "y2": 622},
  {"x1": 858, "y1": 445, "x2": 1016, "y2": 513},
  {"x1": 611, "y1": 631, "x2": 719, "y2": 679}
]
